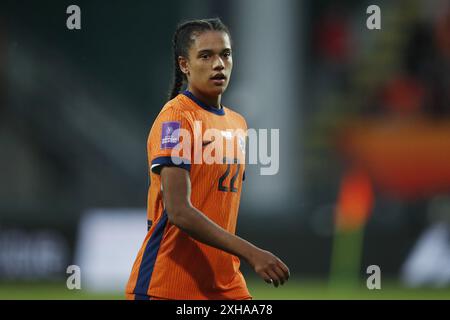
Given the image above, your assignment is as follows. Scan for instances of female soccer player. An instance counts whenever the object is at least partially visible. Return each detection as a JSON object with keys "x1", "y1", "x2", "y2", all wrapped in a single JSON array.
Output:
[{"x1": 126, "y1": 18, "x2": 289, "y2": 300}]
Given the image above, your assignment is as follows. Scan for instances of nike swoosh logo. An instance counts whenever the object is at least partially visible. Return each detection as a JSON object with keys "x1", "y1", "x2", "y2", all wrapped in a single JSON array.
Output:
[{"x1": 202, "y1": 140, "x2": 214, "y2": 147}]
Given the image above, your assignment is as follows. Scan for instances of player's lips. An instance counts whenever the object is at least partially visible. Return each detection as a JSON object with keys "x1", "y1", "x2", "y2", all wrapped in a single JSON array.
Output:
[{"x1": 210, "y1": 73, "x2": 227, "y2": 85}]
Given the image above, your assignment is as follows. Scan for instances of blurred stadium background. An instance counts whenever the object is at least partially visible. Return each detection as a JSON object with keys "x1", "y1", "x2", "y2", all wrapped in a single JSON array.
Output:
[{"x1": 1, "y1": 0, "x2": 450, "y2": 299}]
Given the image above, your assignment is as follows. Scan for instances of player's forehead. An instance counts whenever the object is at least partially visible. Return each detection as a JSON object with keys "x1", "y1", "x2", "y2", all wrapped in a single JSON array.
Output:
[{"x1": 189, "y1": 30, "x2": 231, "y2": 54}]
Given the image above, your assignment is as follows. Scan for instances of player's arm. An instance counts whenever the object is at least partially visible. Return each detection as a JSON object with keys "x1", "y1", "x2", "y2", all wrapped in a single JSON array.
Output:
[{"x1": 160, "y1": 166, "x2": 290, "y2": 287}]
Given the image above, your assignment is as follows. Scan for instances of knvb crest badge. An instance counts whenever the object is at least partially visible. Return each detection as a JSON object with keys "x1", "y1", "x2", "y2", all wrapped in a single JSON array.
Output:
[{"x1": 161, "y1": 121, "x2": 181, "y2": 149}]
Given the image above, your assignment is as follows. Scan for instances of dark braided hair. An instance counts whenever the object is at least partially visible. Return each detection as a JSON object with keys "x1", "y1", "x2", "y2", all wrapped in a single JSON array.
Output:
[{"x1": 168, "y1": 18, "x2": 231, "y2": 100}]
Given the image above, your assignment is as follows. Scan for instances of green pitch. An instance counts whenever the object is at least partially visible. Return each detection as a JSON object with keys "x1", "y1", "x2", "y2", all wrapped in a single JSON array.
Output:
[{"x1": 0, "y1": 278, "x2": 449, "y2": 300}]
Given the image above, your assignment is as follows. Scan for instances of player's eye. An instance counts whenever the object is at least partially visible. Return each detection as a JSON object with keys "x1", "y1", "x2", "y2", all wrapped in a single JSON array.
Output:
[
  {"x1": 200, "y1": 53, "x2": 210, "y2": 59},
  {"x1": 223, "y1": 51, "x2": 231, "y2": 58}
]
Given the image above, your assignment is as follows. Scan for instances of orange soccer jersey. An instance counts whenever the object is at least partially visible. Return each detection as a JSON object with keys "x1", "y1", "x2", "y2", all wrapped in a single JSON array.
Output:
[{"x1": 125, "y1": 90, "x2": 251, "y2": 300}]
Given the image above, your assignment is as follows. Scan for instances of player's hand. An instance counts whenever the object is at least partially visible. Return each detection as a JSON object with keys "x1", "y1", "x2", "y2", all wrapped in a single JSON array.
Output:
[{"x1": 246, "y1": 248, "x2": 290, "y2": 287}]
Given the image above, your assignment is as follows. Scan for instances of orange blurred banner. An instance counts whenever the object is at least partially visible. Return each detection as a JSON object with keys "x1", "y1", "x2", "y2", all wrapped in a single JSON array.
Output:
[{"x1": 339, "y1": 118, "x2": 450, "y2": 199}]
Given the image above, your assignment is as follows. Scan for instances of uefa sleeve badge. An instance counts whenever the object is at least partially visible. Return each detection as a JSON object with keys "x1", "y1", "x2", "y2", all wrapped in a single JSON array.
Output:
[{"x1": 161, "y1": 121, "x2": 181, "y2": 149}]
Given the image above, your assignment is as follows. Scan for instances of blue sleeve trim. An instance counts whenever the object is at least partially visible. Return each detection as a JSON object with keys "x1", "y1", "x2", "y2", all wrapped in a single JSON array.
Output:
[{"x1": 151, "y1": 156, "x2": 191, "y2": 174}]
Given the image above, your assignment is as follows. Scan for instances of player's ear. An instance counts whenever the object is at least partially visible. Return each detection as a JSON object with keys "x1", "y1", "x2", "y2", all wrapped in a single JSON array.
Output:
[{"x1": 178, "y1": 56, "x2": 190, "y2": 76}]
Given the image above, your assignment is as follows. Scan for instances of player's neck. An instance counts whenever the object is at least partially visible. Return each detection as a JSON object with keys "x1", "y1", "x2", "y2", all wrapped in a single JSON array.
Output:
[{"x1": 187, "y1": 87, "x2": 222, "y2": 109}]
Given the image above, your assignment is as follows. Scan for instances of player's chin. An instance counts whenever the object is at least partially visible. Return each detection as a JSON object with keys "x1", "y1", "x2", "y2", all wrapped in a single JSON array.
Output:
[{"x1": 208, "y1": 83, "x2": 228, "y2": 96}]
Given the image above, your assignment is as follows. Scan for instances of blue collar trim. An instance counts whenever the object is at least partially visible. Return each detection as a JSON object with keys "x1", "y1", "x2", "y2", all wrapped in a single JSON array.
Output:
[{"x1": 182, "y1": 90, "x2": 225, "y2": 116}]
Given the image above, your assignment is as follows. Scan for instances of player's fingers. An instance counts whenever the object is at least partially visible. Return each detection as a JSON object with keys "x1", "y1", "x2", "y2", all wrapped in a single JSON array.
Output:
[
  {"x1": 259, "y1": 271, "x2": 273, "y2": 285},
  {"x1": 277, "y1": 259, "x2": 290, "y2": 280},
  {"x1": 273, "y1": 265, "x2": 287, "y2": 285},
  {"x1": 266, "y1": 269, "x2": 280, "y2": 288}
]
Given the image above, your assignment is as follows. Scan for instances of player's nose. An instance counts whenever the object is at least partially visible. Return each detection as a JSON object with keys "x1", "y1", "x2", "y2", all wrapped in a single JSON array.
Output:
[{"x1": 213, "y1": 56, "x2": 225, "y2": 70}]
